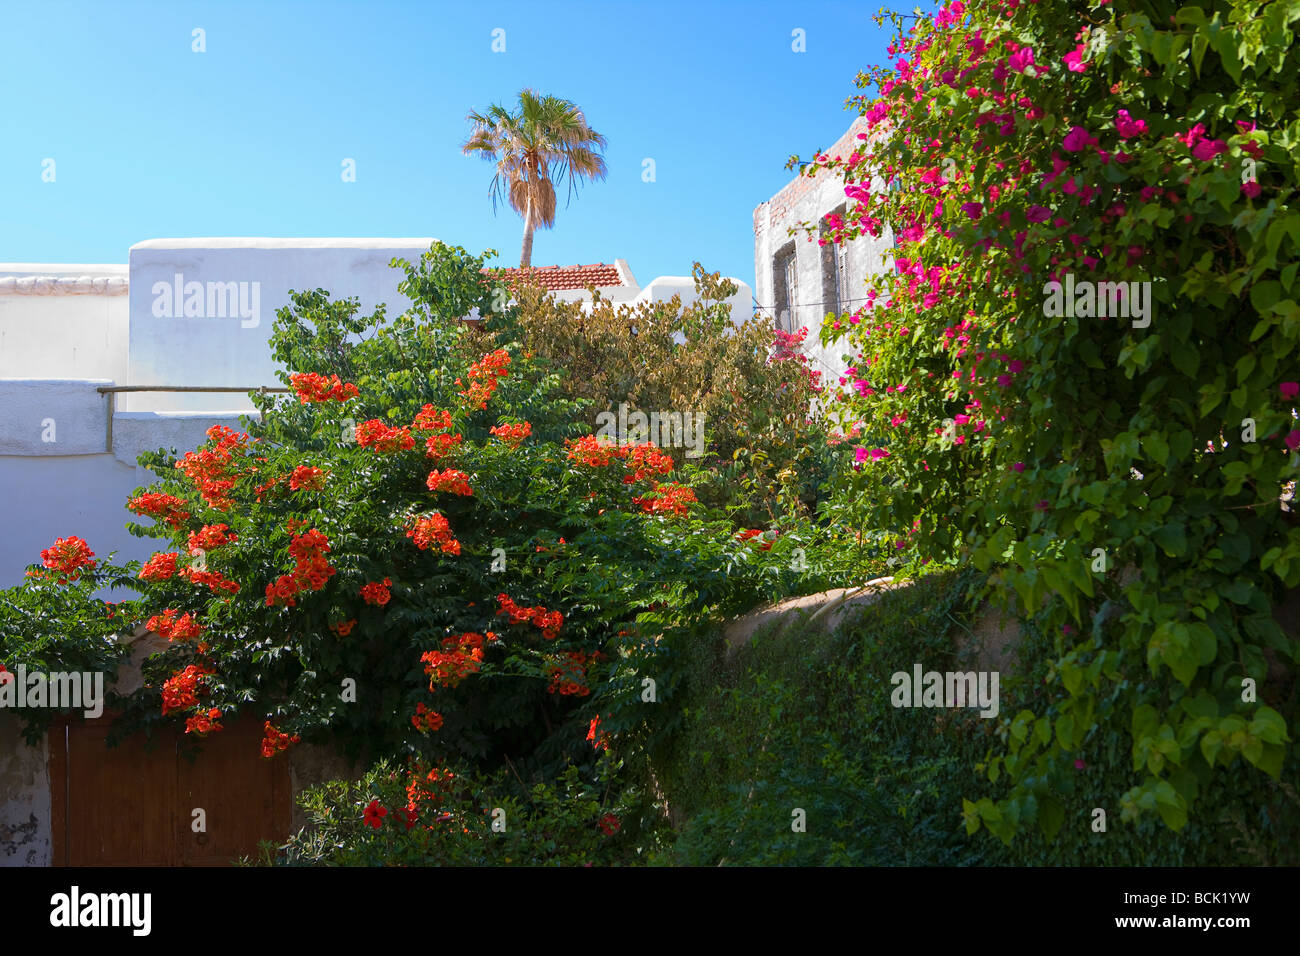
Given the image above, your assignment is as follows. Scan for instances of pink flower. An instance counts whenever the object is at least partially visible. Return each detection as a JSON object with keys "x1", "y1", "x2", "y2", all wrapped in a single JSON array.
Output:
[
  {"x1": 1062, "y1": 126, "x2": 1098, "y2": 153},
  {"x1": 961, "y1": 202, "x2": 984, "y2": 220},
  {"x1": 1192, "y1": 138, "x2": 1228, "y2": 161},
  {"x1": 1287, "y1": 431, "x2": 1300, "y2": 452},
  {"x1": 954, "y1": 414, "x2": 970, "y2": 425},
  {"x1": 890, "y1": 414, "x2": 908, "y2": 427},
  {"x1": 854, "y1": 447, "x2": 870, "y2": 463},
  {"x1": 870, "y1": 448, "x2": 890, "y2": 461},
  {"x1": 1008, "y1": 47, "x2": 1035, "y2": 73},
  {"x1": 1010, "y1": 462, "x2": 1025, "y2": 473},
  {"x1": 1063, "y1": 46, "x2": 1087, "y2": 72},
  {"x1": 1281, "y1": 382, "x2": 1300, "y2": 400},
  {"x1": 1025, "y1": 205, "x2": 1051, "y2": 223},
  {"x1": 1115, "y1": 109, "x2": 1147, "y2": 138},
  {"x1": 1242, "y1": 181, "x2": 1261, "y2": 199},
  {"x1": 1074, "y1": 759, "x2": 1086, "y2": 770}
]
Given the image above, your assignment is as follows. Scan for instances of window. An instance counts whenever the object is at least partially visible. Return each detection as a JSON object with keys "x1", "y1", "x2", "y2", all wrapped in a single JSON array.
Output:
[
  {"x1": 821, "y1": 204, "x2": 849, "y2": 316},
  {"x1": 774, "y1": 243, "x2": 797, "y2": 332}
]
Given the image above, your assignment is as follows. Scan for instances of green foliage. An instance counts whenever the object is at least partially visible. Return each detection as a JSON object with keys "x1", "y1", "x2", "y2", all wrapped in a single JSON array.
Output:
[
  {"x1": 815, "y1": 0, "x2": 1300, "y2": 840},
  {"x1": 250, "y1": 759, "x2": 656, "y2": 867},
  {"x1": 0, "y1": 557, "x2": 137, "y2": 744},
  {"x1": 661, "y1": 570, "x2": 1298, "y2": 865},
  {"x1": 495, "y1": 264, "x2": 843, "y2": 523}
]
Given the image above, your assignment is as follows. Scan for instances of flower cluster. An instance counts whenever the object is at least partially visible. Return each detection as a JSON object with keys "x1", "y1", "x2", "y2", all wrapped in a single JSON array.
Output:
[
  {"x1": 495, "y1": 594, "x2": 563, "y2": 640},
  {"x1": 587, "y1": 715, "x2": 609, "y2": 752},
  {"x1": 127, "y1": 492, "x2": 190, "y2": 529},
  {"x1": 185, "y1": 708, "x2": 223, "y2": 737},
  {"x1": 329, "y1": 618, "x2": 357, "y2": 636},
  {"x1": 265, "y1": 529, "x2": 336, "y2": 607},
  {"x1": 622, "y1": 443, "x2": 675, "y2": 484},
  {"x1": 735, "y1": 529, "x2": 777, "y2": 551},
  {"x1": 147, "y1": 608, "x2": 206, "y2": 644},
  {"x1": 288, "y1": 466, "x2": 327, "y2": 491},
  {"x1": 406, "y1": 513, "x2": 460, "y2": 555},
  {"x1": 139, "y1": 552, "x2": 180, "y2": 581},
  {"x1": 289, "y1": 372, "x2": 359, "y2": 404},
  {"x1": 412, "y1": 405, "x2": 454, "y2": 432},
  {"x1": 489, "y1": 422, "x2": 532, "y2": 448},
  {"x1": 260, "y1": 721, "x2": 300, "y2": 758},
  {"x1": 178, "y1": 566, "x2": 241, "y2": 594},
  {"x1": 633, "y1": 483, "x2": 698, "y2": 517},
  {"x1": 545, "y1": 650, "x2": 604, "y2": 696},
  {"x1": 187, "y1": 524, "x2": 237, "y2": 552},
  {"x1": 566, "y1": 434, "x2": 626, "y2": 467},
  {"x1": 426, "y1": 469, "x2": 474, "y2": 496},
  {"x1": 174, "y1": 426, "x2": 249, "y2": 511},
  {"x1": 161, "y1": 665, "x2": 211, "y2": 716},
  {"x1": 38, "y1": 536, "x2": 98, "y2": 583},
  {"x1": 410, "y1": 702, "x2": 444, "y2": 733},
  {"x1": 420, "y1": 632, "x2": 496, "y2": 689},
  {"x1": 456, "y1": 349, "x2": 510, "y2": 410},
  {"x1": 405, "y1": 761, "x2": 456, "y2": 816},
  {"x1": 354, "y1": 419, "x2": 415, "y2": 453},
  {"x1": 360, "y1": 577, "x2": 393, "y2": 607}
]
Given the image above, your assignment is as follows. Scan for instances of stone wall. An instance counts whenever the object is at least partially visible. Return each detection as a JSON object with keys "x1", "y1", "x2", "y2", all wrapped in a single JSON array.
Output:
[{"x1": 0, "y1": 715, "x2": 51, "y2": 867}]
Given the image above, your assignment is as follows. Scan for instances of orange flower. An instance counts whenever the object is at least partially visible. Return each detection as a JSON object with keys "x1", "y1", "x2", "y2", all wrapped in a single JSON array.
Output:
[
  {"x1": 127, "y1": 492, "x2": 190, "y2": 529},
  {"x1": 426, "y1": 469, "x2": 474, "y2": 496},
  {"x1": 360, "y1": 577, "x2": 393, "y2": 606},
  {"x1": 489, "y1": 422, "x2": 532, "y2": 448},
  {"x1": 355, "y1": 420, "x2": 415, "y2": 452},
  {"x1": 289, "y1": 372, "x2": 359, "y2": 404},
  {"x1": 406, "y1": 514, "x2": 461, "y2": 555},
  {"x1": 139, "y1": 551, "x2": 180, "y2": 581},
  {"x1": 39, "y1": 536, "x2": 98, "y2": 583}
]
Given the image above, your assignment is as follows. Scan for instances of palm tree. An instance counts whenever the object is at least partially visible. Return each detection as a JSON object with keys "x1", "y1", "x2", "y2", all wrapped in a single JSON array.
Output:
[{"x1": 462, "y1": 89, "x2": 608, "y2": 269}]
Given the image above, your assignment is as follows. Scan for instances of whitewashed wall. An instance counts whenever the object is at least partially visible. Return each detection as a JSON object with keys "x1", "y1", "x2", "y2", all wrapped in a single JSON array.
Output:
[{"x1": 125, "y1": 238, "x2": 436, "y2": 413}]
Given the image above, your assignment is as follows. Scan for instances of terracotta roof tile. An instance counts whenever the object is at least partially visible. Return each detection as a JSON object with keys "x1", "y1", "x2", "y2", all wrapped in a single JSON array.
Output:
[{"x1": 491, "y1": 262, "x2": 625, "y2": 292}]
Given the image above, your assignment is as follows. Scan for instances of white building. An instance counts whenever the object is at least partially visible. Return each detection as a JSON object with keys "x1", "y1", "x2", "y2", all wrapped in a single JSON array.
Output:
[{"x1": 753, "y1": 118, "x2": 894, "y2": 385}]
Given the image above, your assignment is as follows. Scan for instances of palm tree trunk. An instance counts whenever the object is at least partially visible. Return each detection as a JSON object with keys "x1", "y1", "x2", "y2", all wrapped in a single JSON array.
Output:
[{"x1": 520, "y1": 196, "x2": 535, "y2": 269}]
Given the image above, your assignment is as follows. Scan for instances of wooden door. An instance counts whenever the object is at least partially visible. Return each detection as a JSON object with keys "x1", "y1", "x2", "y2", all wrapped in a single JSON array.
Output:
[{"x1": 49, "y1": 715, "x2": 292, "y2": 866}]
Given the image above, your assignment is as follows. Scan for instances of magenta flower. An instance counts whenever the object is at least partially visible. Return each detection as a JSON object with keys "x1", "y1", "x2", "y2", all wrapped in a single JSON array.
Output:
[
  {"x1": 1287, "y1": 431, "x2": 1300, "y2": 452},
  {"x1": 1010, "y1": 462, "x2": 1025, "y2": 473},
  {"x1": 961, "y1": 201, "x2": 984, "y2": 220},
  {"x1": 1025, "y1": 205, "x2": 1051, "y2": 223},
  {"x1": 1192, "y1": 138, "x2": 1228, "y2": 161},
  {"x1": 1074, "y1": 759, "x2": 1086, "y2": 771},
  {"x1": 1062, "y1": 125, "x2": 1098, "y2": 153},
  {"x1": 1242, "y1": 181, "x2": 1261, "y2": 199},
  {"x1": 1280, "y1": 382, "x2": 1299, "y2": 400},
  {"x1": 1115, "y1": 109, "x2": 1147, "y2": 138},
  {"x1": 1008, "y1": 47, "x2": 1035, "y2": 73},
  {"x1": 870, "y1": 448, "x2": 891, "y2": 461},
  {"x1": 1063, "y1": 46, "x2": 1086, "y2": 72}
]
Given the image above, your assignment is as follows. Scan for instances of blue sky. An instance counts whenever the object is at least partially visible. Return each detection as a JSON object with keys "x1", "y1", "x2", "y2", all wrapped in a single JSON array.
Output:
[{"x1": 2, "y1": 0, "x2": 902, "y2": 296}]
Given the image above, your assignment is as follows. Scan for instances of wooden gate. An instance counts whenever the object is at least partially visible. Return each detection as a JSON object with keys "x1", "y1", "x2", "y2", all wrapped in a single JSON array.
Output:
[{"x1": 48, "y1": 715, "x2": 292, "y2": 866}]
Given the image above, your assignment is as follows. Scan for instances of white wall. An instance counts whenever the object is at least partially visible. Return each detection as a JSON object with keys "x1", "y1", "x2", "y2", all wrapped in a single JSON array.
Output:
[
  {"x1": 0, "y1": 265, "x2": 129, "y2": 383},
  {"x1": 125, "y1": 238, "x2": 435, "y2": 412}
]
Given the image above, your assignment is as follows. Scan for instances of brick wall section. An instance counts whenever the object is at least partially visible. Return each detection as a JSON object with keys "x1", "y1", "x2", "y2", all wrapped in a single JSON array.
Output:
[{"x1": 753, "y1": 117, "x2": 872, "y2": 239}]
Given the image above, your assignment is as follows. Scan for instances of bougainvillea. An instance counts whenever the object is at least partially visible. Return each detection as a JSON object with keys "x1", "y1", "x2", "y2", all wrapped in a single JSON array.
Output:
[{"x1": 809, "y1": 0, "x2": 1300, "y2": 840}]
